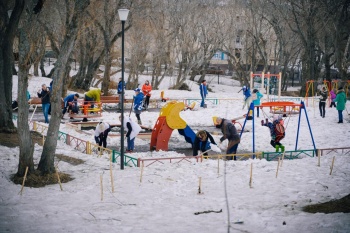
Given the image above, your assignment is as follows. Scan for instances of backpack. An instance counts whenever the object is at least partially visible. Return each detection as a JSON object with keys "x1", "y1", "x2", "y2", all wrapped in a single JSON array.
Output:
[{"x1": 274, "y1": 121, "x2": 285, "y2": 142}]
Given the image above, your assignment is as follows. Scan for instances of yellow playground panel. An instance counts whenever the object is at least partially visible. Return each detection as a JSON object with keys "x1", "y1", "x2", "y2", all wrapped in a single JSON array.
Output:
[{"x1": 159, "y1": 101, "x2": 187, "y2": 129}]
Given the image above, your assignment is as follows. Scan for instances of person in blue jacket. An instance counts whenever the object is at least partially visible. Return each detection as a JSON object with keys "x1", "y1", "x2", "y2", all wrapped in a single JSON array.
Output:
[
  {"x1": 117, "y1": 78, "x2": 126, "y2": 110},
  {"x1": 252, "y1": 89, "x2": 263, "y2": 117},
  {"x1": 133, "y1": 88, "x2": 144, "y2": 125},
  {"x1": 241, "y1": 85, "x2": 252, "y2": 110},
  {"x1": 199, "y1": 80, "x2": 208, "y2": 107},
  {"x1": 62, "y1": 93, "x2": 80, "y2": 118},
  {"x1": 192, "y1": 130, "x2": 217, "y2": 156}
]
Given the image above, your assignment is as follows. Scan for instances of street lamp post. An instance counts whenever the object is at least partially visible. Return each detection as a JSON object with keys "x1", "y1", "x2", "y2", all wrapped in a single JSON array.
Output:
[
  {"x1": 118, "y1": 8, "x2": 129, "y2": 170},
  {"x1": 217, "y1": 66, "x2": 220, "y2": 84}
]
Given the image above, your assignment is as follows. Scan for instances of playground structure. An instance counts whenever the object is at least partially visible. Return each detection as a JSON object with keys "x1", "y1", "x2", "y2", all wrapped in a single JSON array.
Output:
[
  {"x1": 68, "y1": 100, "x2": 103, "y2": 120},
  {"x1": 331, "y1": 79, "x2": 350, "y2": 98},
  {"x1": 150, "y1": 101, "x2": 196, "y2": 151},
  {"x1": 241, "y1": 101, "x2": 317, "y2": 157},
  {"x1": 305, "y1": 80, "x2": 332, "y2": 107},
  {"x1": 259, "y1": 101, "x2": 300, "y2": 116},
  {"x1": 250, "y1": 71, "x2": 282, "y2": 100}
]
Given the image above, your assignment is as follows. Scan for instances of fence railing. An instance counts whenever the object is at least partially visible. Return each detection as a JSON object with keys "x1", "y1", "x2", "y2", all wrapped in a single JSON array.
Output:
[{"x1": 12, "y1": 116, "x2": 138, "y2": 167}]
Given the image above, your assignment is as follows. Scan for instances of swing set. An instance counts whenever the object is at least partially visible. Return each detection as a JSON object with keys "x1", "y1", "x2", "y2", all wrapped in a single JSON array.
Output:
[
  {"x1": 331, "y1": 80, "x2": 350, "y2": 98},
  {"x1": 305, "y1": 80, "x2": 331, "y2": 107},
  {"x1": 236, "y1": 101, "x2": 317, "y2": 160},
  {"x1": 250, "y1": 71, "x2": 282, "y2": 101}
]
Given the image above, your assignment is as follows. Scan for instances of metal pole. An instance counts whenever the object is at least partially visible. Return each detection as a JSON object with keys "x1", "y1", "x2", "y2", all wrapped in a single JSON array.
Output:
[
  {"x1": 217, "y1": 67, "x2": 219, "y2": 84},
  {"x1": 120, "y1": 20, "x2": 125, "y2": 170}
]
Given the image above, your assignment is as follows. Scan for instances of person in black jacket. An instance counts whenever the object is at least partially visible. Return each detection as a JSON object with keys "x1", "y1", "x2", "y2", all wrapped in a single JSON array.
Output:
[
  {"x1": 37, "y1": 84, "x2": 50, "y2": 123},
  {"x1": 319, "y1": 87, "x2": 328, "y2": 118},
  {"x1": 193, "y1": 130, "x2": 217, "y2": 156}
]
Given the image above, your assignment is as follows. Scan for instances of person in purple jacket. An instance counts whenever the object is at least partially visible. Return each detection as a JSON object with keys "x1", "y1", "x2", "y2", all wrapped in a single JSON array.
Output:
[{"x1": 329, "y1": 89, "x2": 336, "y2": 108}]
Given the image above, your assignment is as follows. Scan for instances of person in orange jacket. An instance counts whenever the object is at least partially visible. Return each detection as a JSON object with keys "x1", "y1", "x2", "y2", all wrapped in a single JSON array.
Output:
[{"x1": 142, "y1": 80, "x2": 152, "y2": 110}]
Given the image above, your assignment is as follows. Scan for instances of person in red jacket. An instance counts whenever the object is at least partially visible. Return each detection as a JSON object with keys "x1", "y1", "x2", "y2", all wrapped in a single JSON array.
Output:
[{"x1": 142, "y1": 80, "x2": 152, "y2": 110}]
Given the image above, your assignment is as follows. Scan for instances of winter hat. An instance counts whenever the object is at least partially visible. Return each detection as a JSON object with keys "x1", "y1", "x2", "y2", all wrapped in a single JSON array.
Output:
[
  {"x1": 253, "y1": 89, "x2": 258, "y2": 93},
  {"x1": 134, "y1": 88, "x2": 141, "y2": 92},
  {"x1": 338, "y1": 86, "x2": 343, "y2": 90},
  {"x1": 98, "y1": 122, "x2": 105, "y2": 132}
]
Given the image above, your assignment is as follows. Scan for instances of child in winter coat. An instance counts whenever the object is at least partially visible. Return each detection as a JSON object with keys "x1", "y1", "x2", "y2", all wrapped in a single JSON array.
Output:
[
  {"x1": 133, "y1": 88, "x2": 144, "y2": 125},
  {"x1": 94, "y1": 122, "x2": 111, "y2": 149},
  {"x1": 142, "y1": 80, "x2": 152, "y2": 110},
  {"x1": 262, "y1": 115, "x2": 285, "y2": 152},
  {"x1": 252, "y1": 89, "x2": 263, "y2": 117},
  {"x1": 192, "y1": 130, "x2": 217, "y2": 156},
  {"x1": 329, "y1": 89, "x2": 336, "y2": 108},
  {"x1": 241, "y1": 86, "x2": 252, "y2": 110},
  {"x1": 120, "y1": 115, "x2": 141, "y2": 152}
]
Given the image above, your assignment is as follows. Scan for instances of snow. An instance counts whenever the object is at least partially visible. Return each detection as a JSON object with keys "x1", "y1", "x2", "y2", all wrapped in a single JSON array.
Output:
[{"x1": 1, "y1": 71, "x2": 350, "y2": 233}]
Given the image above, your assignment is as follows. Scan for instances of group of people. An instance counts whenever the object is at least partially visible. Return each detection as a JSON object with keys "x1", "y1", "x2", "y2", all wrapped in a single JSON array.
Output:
[
  {"x1": 36, "y1": 80, "x2": 104, "y2": 123},
  {"x1": 117, "y1": 78, "x2": 153, "y2": 125},
  {"x1": 33, "y1": 77, "x2": 348, "y2": 156},
  {"x1": 319, "y1": 86, "x2": 347, "y2": 123}
]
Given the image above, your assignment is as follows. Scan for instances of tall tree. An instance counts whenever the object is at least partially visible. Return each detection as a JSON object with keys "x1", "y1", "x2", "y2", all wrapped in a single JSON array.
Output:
[
  {"x1": 0, "y1": 0, "x2": 25, "y2": 132},
  {"x1": 38, "y1": 0, "x2": 91, "y2": 174}
]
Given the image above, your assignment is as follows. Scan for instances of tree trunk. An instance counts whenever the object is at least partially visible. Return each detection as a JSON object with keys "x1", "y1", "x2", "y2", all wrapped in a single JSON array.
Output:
[
  {"x1": 38, "y1": 0, "x2": 91, "y2": 174},
  {"x1": 40, "y1": 58, "x2": 46, "y2": 76},
  {"x1": 17, "y1": 29, "x2": 35, "y2": 176},
  {"x1": 101, "y1": 50, "x2": 111, "y2": 94},
  {"x1": 0, "y1": 0, "x2": 24, "y2": 132}
]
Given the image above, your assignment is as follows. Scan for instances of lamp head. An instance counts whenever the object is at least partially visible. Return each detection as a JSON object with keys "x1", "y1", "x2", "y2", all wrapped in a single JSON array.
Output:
[{"x1": 118, "y1": 8, "x2": 129, "y2": 21}]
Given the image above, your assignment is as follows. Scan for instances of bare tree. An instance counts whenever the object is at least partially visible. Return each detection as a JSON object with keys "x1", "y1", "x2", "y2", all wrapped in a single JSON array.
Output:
[
  {"x1": 38, "y1": 0, "x2": 91, "y2": 174},
  {"x1": 0, "y1": 0, "x2": 25, "y2": 133}
]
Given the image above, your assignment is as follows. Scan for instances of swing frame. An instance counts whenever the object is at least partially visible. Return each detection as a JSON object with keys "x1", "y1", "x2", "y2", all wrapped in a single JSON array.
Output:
[{"x1": 238, "y1": 101, "x2": 317, "y2": 158}]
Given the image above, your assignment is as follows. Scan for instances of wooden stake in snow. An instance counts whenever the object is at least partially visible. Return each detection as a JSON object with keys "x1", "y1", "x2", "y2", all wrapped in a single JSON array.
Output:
[
  {"x1": 19, "y1": 166, "x2": 29, "y2": 195},
  {"x1": 329, "y1": 156, "x2": 335, "y2": 175},
  {"x1": 249, "y1": 163, "x2": 253, "y2": 188},
  {"x1": 217, "y1": 155, "x2": 220, "y2": 174},
  {"x1": 100, "y1": 174, "x2": 103, "y2": 201},
  {"x1": 110, "y1": 161, "x2": 114, "y2": 193},
  {"x1": 198, "y1": 177, "x2": 202, "y2": 194},
  {"x1": 276, "y1": 158, "x2": 280, "y2": 178},
  {"x1": 55, "y1": 166, "x2": 63, "y2": 191},
  {"x1": 317, "y1": 150, "x2": 321, "y2": 167},
  {"x1": 280, "y1": 151, "x2": 285, "y2": 167},
  {"x1": 140, "y1": 161, "x2": 144, "y2": 183}
]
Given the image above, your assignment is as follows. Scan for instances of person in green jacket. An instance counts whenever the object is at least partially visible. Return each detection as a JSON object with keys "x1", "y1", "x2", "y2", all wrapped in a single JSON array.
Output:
[
  {"x1": 335, "y1": 86, "x2": 347, "y2": 123},
  {"x1": 84, "y1": 88, "x2": 103, "y2": 108}
]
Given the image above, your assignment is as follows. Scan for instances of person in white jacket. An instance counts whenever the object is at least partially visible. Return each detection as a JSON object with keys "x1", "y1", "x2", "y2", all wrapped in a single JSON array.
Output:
[
  {"x1": 120, "y1": 115, "x2": 141, "y2": 152},
  {"x1": 94, "y1": 122, "x2": 111, "y2": 149}
]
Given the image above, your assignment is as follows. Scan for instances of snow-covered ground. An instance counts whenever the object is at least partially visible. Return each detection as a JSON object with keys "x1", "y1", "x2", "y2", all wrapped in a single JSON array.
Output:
[{"x1": 1, "y1": 69, "x2": 350, "y2": 233}]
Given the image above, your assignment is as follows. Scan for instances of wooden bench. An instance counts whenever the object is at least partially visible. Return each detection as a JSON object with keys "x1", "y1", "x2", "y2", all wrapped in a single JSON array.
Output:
[
  {"x1": 28, "y1": 97, "x2": 42, "y2": 105},
  {"x1": 100, "y1": 96, "x2": 133, "y2": 104},
  {"x1": 68, "y1": 102, "x2": 103, "y2": 119}
]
